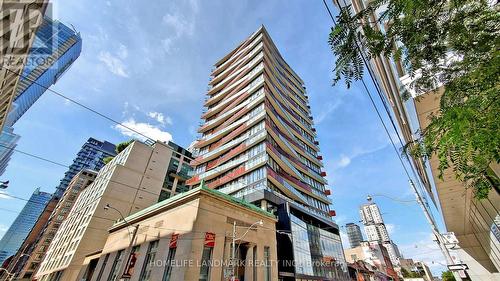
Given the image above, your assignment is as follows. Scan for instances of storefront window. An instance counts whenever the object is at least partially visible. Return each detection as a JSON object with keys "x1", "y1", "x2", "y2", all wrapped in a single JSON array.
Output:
[{"x1": 290, "y1": 214, "x2": 349, "y2": 279}]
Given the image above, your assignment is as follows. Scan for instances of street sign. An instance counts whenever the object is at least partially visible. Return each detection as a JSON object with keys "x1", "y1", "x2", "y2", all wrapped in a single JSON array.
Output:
[{"x1": 448, "y1": 264, "x2": 468, "y2": 271}]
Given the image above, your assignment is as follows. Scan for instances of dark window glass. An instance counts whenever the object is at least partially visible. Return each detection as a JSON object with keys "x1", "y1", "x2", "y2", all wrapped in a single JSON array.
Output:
[
  {"x1": 162, "y1": 247, "x2": 177, "y2": 281},
  {"x1": 96, "y1": 254, "x2": 110, "y2": 281},
  {"x1": 139, "y1": 240, "x2": 159, "y2": 281},
  {"x1": 264, "y1": 247, "x2": 271, "y2": 281},
  {"x1": 107, "y1": 250, "x2": 124, "y2": 281},
  {"x1": 198, "y1": 246, "x2": 213, "y2": 281}
]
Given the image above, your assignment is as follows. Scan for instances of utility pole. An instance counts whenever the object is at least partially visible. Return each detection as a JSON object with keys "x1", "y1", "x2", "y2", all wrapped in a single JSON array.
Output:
[
  {"x1": 119, "y1": 224, "x2": 139, "y2": 281},
  {"x1": 409, "y1": 179, "x2": 463, "y2": 281},
  {"x1": 230, "y1": 221, "x2": 236, "y2": 281}
]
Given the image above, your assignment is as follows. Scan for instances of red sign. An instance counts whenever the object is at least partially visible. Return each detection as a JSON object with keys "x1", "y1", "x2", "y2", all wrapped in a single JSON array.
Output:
[
  {"x1": 169, "y1": 233, "x2": 179, "y2": 249},
  {"x1": 123, "y1": 253, "x2": 138, "y2": 278},
  {"x1": 204, "y1": 232, "x2": 216, "y2": 247}
]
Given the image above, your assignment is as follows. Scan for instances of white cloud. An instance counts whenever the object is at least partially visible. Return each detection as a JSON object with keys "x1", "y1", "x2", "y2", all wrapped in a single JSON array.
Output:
[
  {"x1": 386, "y1": 223, "x2": 396, "y2": 235},
  {"x1": 316, "y1": 99, "x2": 343, "y2": 124},
  {"x1": 340, "y1": 228, "x2": 350, "y2": 247},
  {"x1": 114, "y1": 118, "x2": 173, "y2": 142},
  {"x1": 161, "y1": 38, "x2": 174, "y2": 54},
  {"x1": 162, "y1": 13, "x2": 194, "y2": 37},
  {"x1": 98, "y1": 51, "x2": 129, "y2": 78},
  {"x1": 399, "y1": 232, "x2": 448, "y2": 276},
  {"x1": 147, "y1": 112, "x2": 172, "y2": 126},
  {"x1": 117, "y1": 44, "x2": 128, "y2": 60},
  {"x1": 0, "y1": 191, "x2": 12, "y2": 199},
  {"x1": 338, "y1": 155, "x2": 352, "y2": 168},
  {"x1": 159, "y1": 4, "x2": 198, "y2": 55},
  {"x1": 331, "y1": 143, "x2": 390, "y2": 172}
]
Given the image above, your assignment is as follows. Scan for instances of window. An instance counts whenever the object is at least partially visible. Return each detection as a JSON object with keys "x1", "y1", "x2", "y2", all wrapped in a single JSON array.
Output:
[
  {"x1": 264, "y1": 246, "x2": 271, "y2": 281},
  {"x1": 107, "y1": 250, "x2": 124, "y2": 281},
  {"x1": 96, "y1": 254, "x2": 110, "y2": 281},
  {"x1": 139, "y1": 240, "x2": 159, "y2": 281},
  {"x1": 198, "y1": 246, "x2": 213, "y2": 281},
  {"x1": 162, "y1": 248, "x2": 177, "y2": 281}
]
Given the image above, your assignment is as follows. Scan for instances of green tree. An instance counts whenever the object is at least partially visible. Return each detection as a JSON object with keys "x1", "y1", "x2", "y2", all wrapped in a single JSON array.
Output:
[
  {"x1": 328, "y1": 0, "x2": 499, "y2": 198},
  {"x1": 116, "y1": 140, "x2": 133, "y2": 154},
  {"x1": 442, "y1": 270, "x2": 456, "y2": 281},
  {"x1": 401, "y1": 268, "x2": 422, "y2": 278},
  {"x1": 102, "y1": 140, "x2": 134, "y2": 165},
  {"x1": 103, "y1": 156, "x2": 114, "y2": 165}
]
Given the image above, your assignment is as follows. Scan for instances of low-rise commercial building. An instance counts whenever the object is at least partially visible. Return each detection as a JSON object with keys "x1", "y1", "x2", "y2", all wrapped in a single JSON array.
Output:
[
  {"x1": 78, "y1": 186, "x2": 278, "y2": 281},
  {"x1": 345, "y1": 241, "x2": 399, "y2": 281}
]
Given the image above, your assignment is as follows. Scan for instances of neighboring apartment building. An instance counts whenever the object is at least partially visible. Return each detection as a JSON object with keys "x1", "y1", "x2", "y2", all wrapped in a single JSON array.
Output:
[
  {"x1": 0, "y1": 16, "x2": 82, "y2": 176},
  {"x1": 54, "y1": 137, "x2": 116, "y2": 198},
  {"x1": 78, "y1": 186, "x2": 278, "y2": 281},
  {"x1": 360, "y1": 198, "x2": 402, "y2": 266},
  {"x1": 11, "y1": 169, "x2": 97, "y2": 280},
  {"x1": 0, "y1": 126, "x2": 20, "y2": 175},
  {"x1": 0, "y1": 0, "x2": 47, "y2": 131},
  {"x1": 344, "y1": 241, "x2": 399, "y2": 281},
  {"x1": 337, "y1": 0, "x2": 500, "y2": 279},
  {"x1": 158, "y1": 141, "x2": 193, "y2": 201},
  {"x1": 0, "y1": 188, "x2": 52, "y2": 264},
  {"x1": 346, "y1": 222, "x2": 363, "y2": 248},
  {"x1": 35, "y1": 140, "x2": 193, "y2": 281},
  {"x1": 400, "y1": 258, "x2": 434, "y2": 281},
  {"x1": 186, "y1": 26, "x2": 348, "y2": 280}
]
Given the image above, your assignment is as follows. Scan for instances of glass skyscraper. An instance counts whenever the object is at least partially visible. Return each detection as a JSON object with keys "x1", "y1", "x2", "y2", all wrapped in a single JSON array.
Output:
[
  {"x1": 54, "y1": 138, "x2": 116, "y2": 198},
  {"x1": 187, "y1": 26, "x2": 349, "y2": 280},
  {"x1": 0, "y1": 188, "x2": 52, "y2": 264},
  {"x1": 0, "y1": 126, "x2": 20, "y2": 175},
  {"x1": 0, "y1": 17, "x2": 82, "y2": 176},
  {"x1": 345, "y1": 222, "x2": 363, "y2": 248}
]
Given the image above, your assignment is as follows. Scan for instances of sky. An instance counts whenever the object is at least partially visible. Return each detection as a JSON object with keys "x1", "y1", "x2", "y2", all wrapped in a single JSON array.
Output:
[{"x1": 0, "y1": 0, "x2": 449, "y2": 276}]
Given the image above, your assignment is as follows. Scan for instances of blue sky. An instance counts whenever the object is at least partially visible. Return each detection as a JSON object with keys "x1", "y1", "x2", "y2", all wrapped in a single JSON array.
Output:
[{"x1": 0, "y1": 0, "x2": 448, "y2": 275}]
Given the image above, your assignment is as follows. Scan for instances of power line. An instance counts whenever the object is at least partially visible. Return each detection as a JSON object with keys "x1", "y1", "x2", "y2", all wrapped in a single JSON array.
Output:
[
  {"x1": 0, "y1": 145, "x2": 343, "y2": 236},
  {"x1": 321, "y1": 0, "x2": 436, "y2": 204},
  {"x1": 324, "y1": 0, "x2": 438, "y2": 222},
  {"x1": 0, "y1": 143, "x2": 68, "y2": 168},
  {"x1": 0, "y1": 66, "x2": 154, "y2": 143},
  {"x1": 321, "y1": 1, "x2": 460, "y2": 273}
]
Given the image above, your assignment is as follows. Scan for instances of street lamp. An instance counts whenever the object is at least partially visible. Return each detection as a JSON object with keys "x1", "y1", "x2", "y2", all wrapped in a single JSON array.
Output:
[
  {"x1": 103, "y1": 203, "x2": 139, "y2": 280},
  {"x1": 0, "y1": 252, "x2": 30, "y2": 281},
  {"x1": 230, "y1": 220, "x2": 263, "y2": 281},
  {"x1": 0, "y1": 268, "x2": 13, "y2": 281},
  {"x1": 368, "y1": 179, "x2": 464, "y2": 281},
  {"x1": 367, "y1": 194, "x2": 416, "y2": 204},
  {"x1": 103, "y1": 203, "x2": 133, "y2": 240}
]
